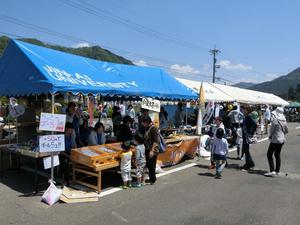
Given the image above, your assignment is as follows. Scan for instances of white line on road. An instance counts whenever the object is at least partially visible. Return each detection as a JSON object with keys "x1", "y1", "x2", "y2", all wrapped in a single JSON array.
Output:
[
  {"x1": 99, "y1": 137, "x2": 270, "y2": 198},
  {"x1": 111, "y1": 211, "x2": 128, "y2": 223},
  {"x1": 296, "y1": 126, "x2": 300, "y2": 129},
  {"x1": 98, "y1": 162, "x2": 197, "y2": 198},
  {"x1": 228, "y1": 137, "x2": 268, "y2": 152}
]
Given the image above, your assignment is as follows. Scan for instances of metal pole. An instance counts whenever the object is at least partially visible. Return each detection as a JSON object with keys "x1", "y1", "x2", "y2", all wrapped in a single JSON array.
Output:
[{"x1": 51, "y1": 93, "x2": 55, "y2": 181}]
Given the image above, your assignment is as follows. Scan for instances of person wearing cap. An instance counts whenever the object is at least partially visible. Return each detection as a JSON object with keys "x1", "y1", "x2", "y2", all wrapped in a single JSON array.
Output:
[{"x1": 264, "y1": 107, "x2": 288, "y2": 177}]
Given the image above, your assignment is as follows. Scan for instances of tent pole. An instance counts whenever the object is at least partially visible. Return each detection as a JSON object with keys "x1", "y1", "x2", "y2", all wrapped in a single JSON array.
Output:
[{"x1": 50, "y1": 93, "x2": 55, "y2": 181}]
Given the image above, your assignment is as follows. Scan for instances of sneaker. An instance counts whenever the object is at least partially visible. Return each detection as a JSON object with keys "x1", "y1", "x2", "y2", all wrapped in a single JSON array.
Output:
[
  {"x1": 132, "y1": 183, "x2": 142, "y2": 188},
  {"x1": 119, "y1": 185, "x2": 128, "y2": 189},
  {"x1": 215, "y1": 173, "x2": 222, "y2": 179},
  {"x1": 264, "y1": 171, "x2": 276, "y2": 177}
]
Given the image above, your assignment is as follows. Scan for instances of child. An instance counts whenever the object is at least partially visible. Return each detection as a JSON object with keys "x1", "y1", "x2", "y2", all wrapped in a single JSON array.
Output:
[
  {"x1": 120, "y1": 141, "x2": 133, "y2": 189},
  {"x1": 212, "y1": 128, "x2": 229, "y2": 179},
  {"x1": 133, "y1": 134, "x2": 146, "y2": 188}
]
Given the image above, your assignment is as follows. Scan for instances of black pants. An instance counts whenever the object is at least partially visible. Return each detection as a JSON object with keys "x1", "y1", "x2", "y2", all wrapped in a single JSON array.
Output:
[
  {"x1": 267, "y1": 143, "x2": 284, "y2": 173},
  {"x1": 242, "y1": 138, "x2": 255, "y2": 169},
  {"x1": 59, "y1": 154, "x2": 70, "y2": 184},
  {"x1": 146, "y1": 154, "x2": 157, "y2": 184}
]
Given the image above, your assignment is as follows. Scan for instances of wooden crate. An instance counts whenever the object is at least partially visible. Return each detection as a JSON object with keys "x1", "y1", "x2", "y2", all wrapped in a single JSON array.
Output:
[{"x1": 71, "y1": 144, "x2": 122, "y2": 169}]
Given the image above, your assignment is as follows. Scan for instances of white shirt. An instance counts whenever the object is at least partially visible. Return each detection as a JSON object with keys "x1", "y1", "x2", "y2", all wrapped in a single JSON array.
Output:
[
  {"x1": 264, "y1": 108, "x2": 271, "y2": 121},
  {"x1": 120, "y1": 104, "x2": 126, "y2": 117}
]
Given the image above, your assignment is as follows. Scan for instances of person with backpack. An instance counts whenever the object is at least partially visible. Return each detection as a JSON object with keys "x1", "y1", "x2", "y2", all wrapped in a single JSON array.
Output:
[
  {"x1": 142, "y1": 115, "x2": 159, "y2": 185},
  {"x1": 264, "y1": 107, "x2": 288, "y2": 177}
]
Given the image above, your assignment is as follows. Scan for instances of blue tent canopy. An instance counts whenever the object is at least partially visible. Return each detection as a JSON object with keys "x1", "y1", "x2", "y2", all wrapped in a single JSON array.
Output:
[{"x1": 0, "y1": 40, "x2": 197, "y2": 100}]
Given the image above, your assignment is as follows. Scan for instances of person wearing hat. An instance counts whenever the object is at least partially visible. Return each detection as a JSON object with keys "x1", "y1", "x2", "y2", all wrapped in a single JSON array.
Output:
[{"x1": 264, "y1": 107, "x2": 288, "y2": 177}]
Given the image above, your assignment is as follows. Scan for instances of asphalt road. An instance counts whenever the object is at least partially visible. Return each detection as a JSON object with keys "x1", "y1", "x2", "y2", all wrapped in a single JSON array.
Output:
[{"x1": 0, "y1": 123, "x2": 300, "y2": 225}]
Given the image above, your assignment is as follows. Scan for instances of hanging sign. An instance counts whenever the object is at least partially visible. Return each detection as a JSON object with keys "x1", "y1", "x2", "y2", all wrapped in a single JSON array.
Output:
[
  {"x1": 43, "y1": 155, "x2": 60, "y2": 169},
  {"x1": 39, "y1": 113, "x2": 66, "y2": 132},
  {"x1": 39, "y1": 134, "x2": 65, "y2": 152},
  {"x1": 141, "y1": 98, "x2": 161, "y2": 112},
  {"x1": 202, "y1": 100, "x2": 215, "y2": 125}
]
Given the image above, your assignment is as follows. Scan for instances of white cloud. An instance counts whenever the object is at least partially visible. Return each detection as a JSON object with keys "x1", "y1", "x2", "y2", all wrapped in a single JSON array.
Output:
[
  {"x1": 169, "y1": 64, "x2": 200, "y2": 75},
  {"x1": 219, "y1": 60, "x2": 252, "y2": 71},
  {"x1": 72, "y1": 42, "x2": 90, "y2": 48},
  {"x1": 133, "y1": 60, "x2": 149, "y2": 67},
  {"x1": 265, "y1": 73, "x2": 279, "y2": 80}
]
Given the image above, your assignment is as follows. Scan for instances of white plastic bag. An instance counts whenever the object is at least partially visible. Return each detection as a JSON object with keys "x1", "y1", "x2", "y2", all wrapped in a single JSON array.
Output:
[{"x1": 42, "y1": 180, "x2": 62, "y2": 206}]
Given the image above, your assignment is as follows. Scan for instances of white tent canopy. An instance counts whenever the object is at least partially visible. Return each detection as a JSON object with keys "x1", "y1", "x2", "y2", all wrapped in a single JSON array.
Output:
[
  {"x1": 176, "y1": 78, "x2": 289, "y2": 106},
  {"x1": 176, "y1": 78, "x2": 235, "y2": 102}
]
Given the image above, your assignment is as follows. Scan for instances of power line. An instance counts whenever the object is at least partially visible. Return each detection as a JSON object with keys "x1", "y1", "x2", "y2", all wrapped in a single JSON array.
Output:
[
  {"x1": 57, "y1": 0, "x2": 210, "y2": 52},
  {"x1": 0, "y1": 29, "x2": 212, "y2": 80},
  {"x1": 0, "y1": 15, "x2": 202, "y2": 68}
]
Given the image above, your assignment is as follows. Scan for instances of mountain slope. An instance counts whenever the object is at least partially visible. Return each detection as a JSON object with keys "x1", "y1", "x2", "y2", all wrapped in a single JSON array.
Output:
[
  {"x1": 0, "y1": 36, "x2": 133, "y2": 65},
  {"x1": 249, "y1": 68, "x2": 300, "y2": 97},
  {"x1": 232, "y1": 82, "x2": 256, "y2": 89}
]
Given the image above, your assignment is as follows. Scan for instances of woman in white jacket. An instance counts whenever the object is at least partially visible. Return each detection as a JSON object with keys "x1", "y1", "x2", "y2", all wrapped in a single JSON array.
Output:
[
  {"x1": 88, "y1": 122, "x2": 106, "y2": 146},
  {"x1": 264, "y1": 107, "x2": 288, "y2": 177}
]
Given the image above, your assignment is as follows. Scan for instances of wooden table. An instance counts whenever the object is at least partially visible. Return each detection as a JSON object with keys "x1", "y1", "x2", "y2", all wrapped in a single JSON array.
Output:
[
  {"x1": 70, "y1": 144, "x2": 123, "y2": 193},
  {"x1": 72, "y1": 161, "x2": 119, "y2": 193}
]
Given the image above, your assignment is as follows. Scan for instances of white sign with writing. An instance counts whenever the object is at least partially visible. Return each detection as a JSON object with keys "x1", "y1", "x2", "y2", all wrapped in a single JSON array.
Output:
[
  {"x1": 39, "y1": 113, "x2": 66, "y2": 132},
  {"x1": 43, "y1": 155, "x2": 60, "y2": 170},
  {"x1": 39, "y1": 135, "x2": 65, "y2": 152},
  {"x1": 141, "y1": 98, "x2": 161, "y2": 112}
]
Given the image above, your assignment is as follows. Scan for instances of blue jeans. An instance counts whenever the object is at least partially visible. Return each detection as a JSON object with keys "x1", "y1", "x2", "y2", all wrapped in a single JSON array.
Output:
[
  {"x1": 213, "y1": 154, "x2": 226, "y2": 174},
  {"x1": 242, "y1": 138, "x2": 255, "y2": 168}
]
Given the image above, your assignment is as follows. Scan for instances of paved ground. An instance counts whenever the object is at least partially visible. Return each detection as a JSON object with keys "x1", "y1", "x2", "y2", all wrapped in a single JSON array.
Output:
[{"x1": 0, "y1": 123, "x2": 300, "y2": 225}]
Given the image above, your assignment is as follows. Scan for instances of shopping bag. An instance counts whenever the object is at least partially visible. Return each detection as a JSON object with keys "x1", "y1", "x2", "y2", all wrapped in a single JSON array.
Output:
[
  {"x1": 42, "y1": 180, "x2": 62, "y2": 206},
  {"x1": 246, "y1": 134, "x2": 258, "y2": 145}
]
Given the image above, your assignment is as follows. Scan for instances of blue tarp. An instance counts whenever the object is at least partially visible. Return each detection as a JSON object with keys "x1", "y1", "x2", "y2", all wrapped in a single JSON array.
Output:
[{"x1": 0, "y1": 40, "x2": 197, "y2": 99}]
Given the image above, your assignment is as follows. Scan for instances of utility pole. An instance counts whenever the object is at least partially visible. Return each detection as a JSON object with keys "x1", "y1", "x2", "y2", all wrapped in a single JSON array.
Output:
[{"x1": 209, "y1": 47, "x2": 221, "y2": 83}]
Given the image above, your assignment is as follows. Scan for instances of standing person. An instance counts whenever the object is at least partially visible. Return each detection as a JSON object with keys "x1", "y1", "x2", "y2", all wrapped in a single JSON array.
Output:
[
  {"x1": 117, "y1": 115, "x2": 133, "y2": 142},
  {"x1": 120, "y1": 141, "x2": 133, "y2": 189},
  {"x1": 241, "y1": 106, "x2": 257, "y2": 170},
  {"x1": 159, "y1": 106, "x2": 168, "y2": 129},
  {"x1": 126, "y1": 104, "x2": 135, "y2": 119},
  {"x1": 133, "y1": 134, "x2": 146, "y2": 188},
  {"x1": 119, "y1": 101, "x2": 126, "y2": 118},
  {"x1": 66, "y1": 102, "x2": 80, "y2": 143},
  {"x1": 97, "y1": 103, "x2": 103, "y2": 121},
  {"x1": 212, "y1": 128, "x2": 229, "y2": 179},
  {"x1": 102, "y1": 104, "x2": 108, "y2": 118},
  {"x1": 236, "y1": 124, "x2": 243, "y2": 159},
  {"x1": 264, "y1": 105, "x2": 271, "y2": 134},
  {"x1": 112, "y1": 106, "x2": 122, "y2": 136},
  {"x1": 142, "y1": 116, "x2": 159, "y2": 184},
  {"x1": 174, "y1": 102, "x2": 185, "y2": 128},
  {"x1": 60, "y1": 122, "x2": 77, "y2": 185},
  {"x1": 88, "y1": 122, "x2": 106, "y2": 146},
  {"x1": 228, "y1": 105, "x2": 244, "y2": 147},
  {"x1": 264, "y1": 107, "x2": 288, "y2": 177},
  {"x1": 208, "y1": 117, "x2": 225, "y2": 170},
  {"x1": 138, "y1": 108, "x2": 149, "y2": 136}
]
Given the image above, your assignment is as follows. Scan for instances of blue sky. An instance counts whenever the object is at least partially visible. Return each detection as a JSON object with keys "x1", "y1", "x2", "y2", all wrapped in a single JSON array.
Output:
[{"x1": 1, "y1": 0, "x2": 300, "y2": 84}]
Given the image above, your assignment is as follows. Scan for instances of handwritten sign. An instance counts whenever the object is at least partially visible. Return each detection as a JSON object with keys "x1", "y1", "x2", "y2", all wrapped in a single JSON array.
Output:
[
  {"x1": 141, "y1": 98, "x2": 161, "y2": 112},
  {"x1": 43, "y1": 155, "x2": 60, "y2": 170},
  {"x1": 39, "y1": 135, "x2": 65, "y2": 152},
  {"x1": 39, "y1": 113, "x2": 66, "y2": 132}
]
